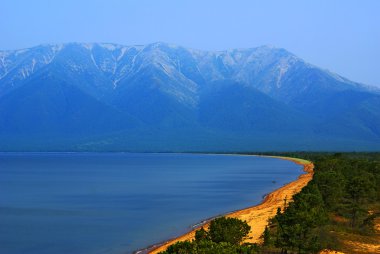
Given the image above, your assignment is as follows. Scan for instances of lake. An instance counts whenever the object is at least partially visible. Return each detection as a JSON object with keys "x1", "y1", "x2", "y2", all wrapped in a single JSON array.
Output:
[{"x1": 0, "y1": 153, "x2": 303, "y2": 254}]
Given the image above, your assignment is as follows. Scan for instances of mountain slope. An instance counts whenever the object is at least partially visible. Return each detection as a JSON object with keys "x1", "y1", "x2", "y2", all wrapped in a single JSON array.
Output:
[
  {"x1": 198, "y1": 80, "x2": 312, "y2": 132},
  {"x1": 0, "y1": 69, "x2": 139, "y2": 138},
  {"x1": 0, "y1": 42, "x2": 379, "y2": 151}
]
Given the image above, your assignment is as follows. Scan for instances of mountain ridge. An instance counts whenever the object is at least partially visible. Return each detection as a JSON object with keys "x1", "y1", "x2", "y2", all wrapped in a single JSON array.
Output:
[{"x1": 0, "y1": 42, "x2": 379, "y2": 151}]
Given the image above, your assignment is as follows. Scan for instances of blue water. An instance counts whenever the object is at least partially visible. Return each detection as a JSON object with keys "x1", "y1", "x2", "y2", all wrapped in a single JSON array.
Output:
[{"x1": 0, "y1": 153, "x2": 302, "y2": 254}]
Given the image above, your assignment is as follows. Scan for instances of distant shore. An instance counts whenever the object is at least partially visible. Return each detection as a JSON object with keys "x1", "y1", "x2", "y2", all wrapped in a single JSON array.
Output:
[{"x1": 138, "y1": 155, "x2": 314, "y2": 254}]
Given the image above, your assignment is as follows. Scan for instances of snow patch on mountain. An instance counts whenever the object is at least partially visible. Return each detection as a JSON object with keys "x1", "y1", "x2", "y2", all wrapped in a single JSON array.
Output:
[
  {"x1": 117, "y1": 47, "x2": 128, "y2": 61},
  {"x1": 90, "y1": 53, "x2": 99, "y2": 69},
  {"x1": 83, "y1": 43, "x2": 94, "y2": 50},
  {"x1": 99, "y1": 43, "x2": 118, "y2": 51},
  {"x1": 275, "y1": 56, "x2": 298, "y2": 87},
  {"x1": 0, "y1": 54, "x2": 10, "y2": 79},
  {"x1": 14, "y1": 49, "x2": 30, "y2": 56}
]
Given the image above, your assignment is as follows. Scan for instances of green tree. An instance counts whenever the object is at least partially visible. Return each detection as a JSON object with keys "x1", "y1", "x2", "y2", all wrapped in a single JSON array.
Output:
[
  {"x1": 208, "y1": 217, "x2": 250, "y2": 245},
  {"x1": 164, "y1": 240, "x2": 194, "y2": 254},
  {"x1": 195, "y1": 227, "x2": 209, "y2": 241},
  {"x1": 262, "y1": 226, "x2": 272, "y2": 246},
  {"x1": 274, "y1": 184, "x2": 327, "y2": 253},
  {"x1": 160, "y1": 217, "x2": 256, "y2": 254},
  {"x1": 347, "y1": 173, "x2": 376, "y2": 204},
  {"x1": 345, "y1": 173, "x2": 376, "y2": 227},
  {"x1": 314, "y1": 170, "x2": 345, "y2": 210}
]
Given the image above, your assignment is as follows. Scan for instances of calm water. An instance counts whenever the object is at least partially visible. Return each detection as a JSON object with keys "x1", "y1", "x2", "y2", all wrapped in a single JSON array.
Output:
[{"x1": 0, "y1": 153, "x2": 302, "y2": 254}]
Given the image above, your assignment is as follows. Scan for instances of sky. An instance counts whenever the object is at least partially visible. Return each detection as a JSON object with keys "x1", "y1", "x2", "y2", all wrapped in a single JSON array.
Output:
[{"x1": 1, "y1": 0, "x2": 379, "y2": 87}]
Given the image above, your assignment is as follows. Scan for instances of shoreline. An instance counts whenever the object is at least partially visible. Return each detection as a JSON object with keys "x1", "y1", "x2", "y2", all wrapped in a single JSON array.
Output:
[{"x1": 138, "y1": 155, "x2": 314, "y2": 254}]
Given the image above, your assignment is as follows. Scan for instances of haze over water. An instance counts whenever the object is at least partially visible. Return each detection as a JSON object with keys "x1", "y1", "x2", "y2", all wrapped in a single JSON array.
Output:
[{"x1": 0, "y1": 153, "x2": 302, "y2": 254}]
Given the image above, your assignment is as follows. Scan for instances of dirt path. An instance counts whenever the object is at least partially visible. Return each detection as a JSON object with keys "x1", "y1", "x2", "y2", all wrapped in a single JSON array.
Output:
[{"x1": 147, "y1": 157, "x2": 314, "y2": 254}]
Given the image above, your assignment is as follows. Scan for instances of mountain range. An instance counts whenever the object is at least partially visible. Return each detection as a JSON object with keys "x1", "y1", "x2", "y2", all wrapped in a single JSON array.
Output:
[{"x1": 0, "y1": 42, "x2": 379, "y2": 151}]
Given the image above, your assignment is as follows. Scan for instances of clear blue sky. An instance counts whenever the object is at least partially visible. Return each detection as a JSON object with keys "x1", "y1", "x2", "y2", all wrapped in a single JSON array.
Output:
[{"x1": 1, "y1": 0, "x2": 379, "y2": 87}]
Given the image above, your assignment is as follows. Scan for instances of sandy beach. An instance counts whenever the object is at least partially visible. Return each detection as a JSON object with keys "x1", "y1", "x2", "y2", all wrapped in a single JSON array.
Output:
[{"x1": 146, "y1": 156, "x2": 314, "y2": 254}]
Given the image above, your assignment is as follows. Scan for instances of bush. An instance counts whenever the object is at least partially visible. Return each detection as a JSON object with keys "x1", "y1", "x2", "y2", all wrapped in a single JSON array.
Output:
[
  {"x1": 208, "y1": 217, "x2": 251, "y2": 244},
  {"x1": 160, "y1": 217, "x2": 254, "y2": 254}
]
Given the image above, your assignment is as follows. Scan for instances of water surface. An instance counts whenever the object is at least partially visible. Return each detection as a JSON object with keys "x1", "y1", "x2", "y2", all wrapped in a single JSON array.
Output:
[{"x1": 0, "y1": 153, "x2": 302, "y2": 254}]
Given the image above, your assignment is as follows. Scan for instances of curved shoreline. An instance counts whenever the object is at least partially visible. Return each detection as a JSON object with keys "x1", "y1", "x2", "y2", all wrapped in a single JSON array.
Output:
[{"x1": 140, "y1": 156, "x2": 314, "y2": 254}]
